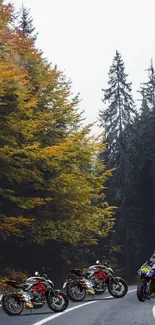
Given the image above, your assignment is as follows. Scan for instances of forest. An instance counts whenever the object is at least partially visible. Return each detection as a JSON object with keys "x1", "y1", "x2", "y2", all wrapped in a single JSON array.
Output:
[{"x1": 0, "y1": 0, "x2": 154, "y2": 285}]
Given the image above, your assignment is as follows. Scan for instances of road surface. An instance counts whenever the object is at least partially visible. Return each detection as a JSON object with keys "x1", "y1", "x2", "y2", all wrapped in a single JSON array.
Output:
[{"x1": 0, "y1": 286, "x2": 155, "y2": 325}]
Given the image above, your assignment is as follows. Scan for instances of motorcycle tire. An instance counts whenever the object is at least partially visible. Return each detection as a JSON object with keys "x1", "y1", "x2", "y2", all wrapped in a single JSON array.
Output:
[
  {"x1": 66, "y1": 281, "x2": 86, "y2": 301},
  {"x1": 137, "y1": 281, "x2": 149, "y2": 302},
  {"x1": 47, "y1": 290, "x2": 69, "y2": 312},
  {"x1": 2, "y1": 293, "x2": 24, "y2": 316},
  {"x1": 108, "y1": 278, "x2": 128, "y2": 298}
]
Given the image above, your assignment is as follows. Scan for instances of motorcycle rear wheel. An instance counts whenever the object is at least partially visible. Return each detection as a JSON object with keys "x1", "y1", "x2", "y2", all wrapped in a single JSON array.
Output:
[
  {"x1": 66, "y1": 281, "x2": 86, "y2": 301},
  {"x1": 2, "y1": 293, "x2": 24, "y2": 316},
  {"x1": 47, "y1": 291, "x2": 69, "y2": 312},
  {"x1": 108, "y1": 278, "x2": 128, "y2": 298},
  {"x1": 137, "y1": 280, "x2": 149, "y2": 302}
]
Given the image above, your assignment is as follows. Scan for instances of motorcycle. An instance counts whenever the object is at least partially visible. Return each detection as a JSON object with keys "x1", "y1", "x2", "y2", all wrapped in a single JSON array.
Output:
[
  {"x1": 137, "y1": 260, "x2": 155, "y2": 301},
  {"x1": 63, "y1": 258, "x2": 128, "y2": 301},
  {"x1": 2, "y1": 269, "x2": 69, "y2": 316},
  {"x1": 87, "y1": 258, "x2": 115, "y2": 294}
]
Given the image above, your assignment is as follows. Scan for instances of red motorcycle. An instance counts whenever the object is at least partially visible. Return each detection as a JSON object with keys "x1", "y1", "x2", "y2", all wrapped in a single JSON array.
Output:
[
  {"x1": 2, "y1": 269, "x2": 69, "y2": 316},
  {"x1": 63, "y1": 259, "x2": 128, "y2": 301}
]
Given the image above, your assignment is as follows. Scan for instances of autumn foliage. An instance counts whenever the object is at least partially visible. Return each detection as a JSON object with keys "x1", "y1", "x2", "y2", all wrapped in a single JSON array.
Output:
[{"x1": 0, "y1": 1, "x2": 114, "y2": 244}]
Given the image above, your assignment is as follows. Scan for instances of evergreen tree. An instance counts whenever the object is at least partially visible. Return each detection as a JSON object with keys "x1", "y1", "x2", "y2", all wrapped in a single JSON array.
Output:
[
  {"x1": 119, "y1": 60, "x2": 155, "y2": 277},
  {"x1": 141, "y1": 60, "x2": 155, "y2": 111},
  {"x1": 18, "y1": 5, "x2": 37, "y2": 41},
  {"x1": 99, "y1": 50, "x2": 136, "y2": 169},
  {"x1": 134, "y1": 60, "x2": 155, "y2": 261},
  {"x1": 99, "y1": 51, "x2": 137, "y2": 278}
]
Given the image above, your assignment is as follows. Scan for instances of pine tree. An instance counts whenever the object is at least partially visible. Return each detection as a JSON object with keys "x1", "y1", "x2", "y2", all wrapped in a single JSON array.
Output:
[
  {"x1": 17, "y1": 5, "x2": 37, "y2": 41},
  {"x1": 99, "y1": 51, "x2": 137, "y2": 278},
  {"x1": 119, "y1": 60, "x2": 155, "y2": 277},
  {"x1": 134, "y1": 61, "x2": 155, "y2": 262},
  {"x1": 141, "y1": 60, "x2": 155, "y2": 111},
  {"x1": 99, "y1": 50, "x2": 136, "y2": 170}
]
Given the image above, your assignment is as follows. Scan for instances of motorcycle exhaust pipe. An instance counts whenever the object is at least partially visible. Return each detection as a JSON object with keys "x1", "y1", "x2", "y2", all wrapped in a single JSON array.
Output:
[
  {"x1": 24, "y1": 302, "x2": 34, "y2": 309},
  {"x1": 17, "y1": 292, "x2": 34, "y2": 309},
  {"x1": 86, "y1": 289, "x2": 95, "y2": 296},
  {"x1": 79, "y1": 279, "x2": 95, "y2": 295}
]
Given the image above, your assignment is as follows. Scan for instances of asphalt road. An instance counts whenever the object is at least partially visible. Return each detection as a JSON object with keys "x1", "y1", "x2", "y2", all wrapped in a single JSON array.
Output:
[{"x1": 1, "y1": 286, "x2": 155, "y2": 325}]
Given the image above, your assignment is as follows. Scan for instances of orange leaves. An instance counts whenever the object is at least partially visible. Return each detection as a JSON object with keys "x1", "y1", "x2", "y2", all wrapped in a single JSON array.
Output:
[{"x1": 0, "y1": 59, "x2": 29, "y2": 106}]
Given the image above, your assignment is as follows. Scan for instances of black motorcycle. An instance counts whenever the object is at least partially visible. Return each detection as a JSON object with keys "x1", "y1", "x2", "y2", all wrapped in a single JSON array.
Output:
[
  {"x1": 2, "y1": 269, "x2": 69, "y2": 316},
  {"x1": 63, "y1": 258, "x2": 128, "y2": 301}
]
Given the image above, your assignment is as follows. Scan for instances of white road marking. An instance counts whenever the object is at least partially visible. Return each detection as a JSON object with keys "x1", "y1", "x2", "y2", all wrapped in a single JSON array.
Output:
[
  {"x1": 0, "y1": 294, "x2": 3, "y2": 307},
  {"x1": 32, "y1": 289, "x2": 137, "y2": 325},
  {"x1": 152, "y1": 305, "x2": 155, "y2": 318},
  {"x1": 32, "y1": 301, "x2": 97, "y2": 325}
]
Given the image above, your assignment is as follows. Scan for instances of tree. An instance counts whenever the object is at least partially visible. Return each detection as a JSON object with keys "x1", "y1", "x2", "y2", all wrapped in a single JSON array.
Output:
[
  {"x1": 0, "y1": 0, "x2": 115, "y2": 245},
  {"x1": 114, "y1": 60, "x2": 155, "y2": 278},
  {"x1": 99, "y1": 50, "x2": 136, "y2": 169},
  {"x1": 17, "y1": 5, "x2": 37, "y2": 41},
  {"x1": 140, "y1": 60, "x2": 155, "y2": 111},
  {"x1": 99, "y1": 51, "x2": 137, "y2": 278},
  {"x1": 131, "y1": 60, "x2": 155, "y2": 264}
]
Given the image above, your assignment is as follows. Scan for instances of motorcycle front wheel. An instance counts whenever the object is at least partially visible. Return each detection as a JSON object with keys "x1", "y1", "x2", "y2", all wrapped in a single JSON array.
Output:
[
  {"x1": 108, "y1": 278, "x2": 128, "y2": 298},
  {"x1": 137, "y1": 280, "x2": 149, "y2": 302},
  {"x1": 47, "y1": 290, "x2": 69, "y2": 312},
  {"x1": 66, "y1": 281, "x2": 86, "y2": 301},
  {"x1": 2, "y1": 293, "x2": 24, "y2": 316}
]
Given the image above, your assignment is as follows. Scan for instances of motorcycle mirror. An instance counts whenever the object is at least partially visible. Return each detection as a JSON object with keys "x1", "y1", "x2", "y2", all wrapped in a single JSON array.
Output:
[
  {"x1": 96, "y1": 260, "x2": 100, "y2": 264},
  {"x1": 35, "y1": 271, "x2": 39, "y2": 276},
  {"x1": 42, "y1": 273, "x2": 48, "y2": 279}
]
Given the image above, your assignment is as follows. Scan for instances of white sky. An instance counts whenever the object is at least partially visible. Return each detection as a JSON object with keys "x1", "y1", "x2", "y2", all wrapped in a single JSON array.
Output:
[{"x1": 8, "y1": 0, "x2": 155, "y2": 134}]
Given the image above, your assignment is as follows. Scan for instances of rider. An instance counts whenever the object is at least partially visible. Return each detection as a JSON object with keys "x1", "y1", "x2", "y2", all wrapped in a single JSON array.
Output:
[{"x1": 147, "y1": 251, "x2": 155, "y2": 298}]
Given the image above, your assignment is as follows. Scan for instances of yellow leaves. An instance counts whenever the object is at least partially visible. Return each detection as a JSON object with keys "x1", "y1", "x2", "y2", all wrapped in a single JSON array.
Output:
[
  {"x1": 10, "y1": 197, "x2": 52, "y2": 209},
  {"x1": 0, "y1": 60, "x2": 26, "y2": 81},
  {"x1": 0, "y1": 0, "x2": 115, "y2": 245},
  {"x1": 24, "y1": 96, "x2": 38, "y2": 109},
  {"x1": 25, "y1": 143, "x2": 40, "y2": 150},
  {"x1": 0, "y1": 1, "x2": 12, "y2": 32},
  {"x1": 39, "y1": 141, "x2": 73, "y2": 158},
  {"x1": 0, "y1": 215, "x2": 33, "y2": 238}
]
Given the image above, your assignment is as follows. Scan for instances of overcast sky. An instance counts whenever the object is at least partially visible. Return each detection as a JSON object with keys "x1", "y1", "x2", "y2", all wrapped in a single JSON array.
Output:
[{"x1": 8, "y1": 0, "x2": 155, "y2": 134}]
